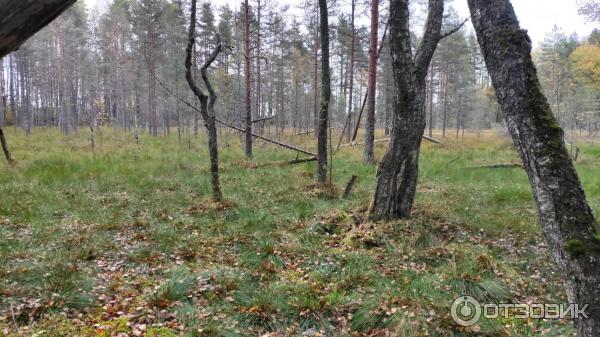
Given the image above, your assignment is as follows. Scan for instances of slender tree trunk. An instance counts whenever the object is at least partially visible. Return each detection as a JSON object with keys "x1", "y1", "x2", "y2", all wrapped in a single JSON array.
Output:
[
  {"x1": 244, "y1": 0, "x2": 252, "y2": 159},
  {"x1": 317, "y1": 0, "x2": 330, "y2": 185},
  {"x1": 255, "y1": 0, "x2": 262, "y2": 127},
  {"x1": 346, "y1": 0, "x2": 356, "y2": 142},
  {"x1": 428, "y1": 63, "x2": 435, "y2": 137},
  {"x1": 185, "y1": 0, "x2": 223, "y2": 201},
  {"x1": 0, "y1": 126, "x2": 13, "y2": 163},
  {"x1": 468, "y1": 1, "x2": 600, "y2": 336},
  {"x1": 363, "y1": 0, "x2": 379, "y2": 164},
  {"x1": 369, "y1": 0, "x2": 445, "y2": 220},
  {"x1": 312, "y1": 8, "x2": 319, "y2": 131},
  {"x1": 442, "y1": 66, "x2": 448, "y2": 138}
]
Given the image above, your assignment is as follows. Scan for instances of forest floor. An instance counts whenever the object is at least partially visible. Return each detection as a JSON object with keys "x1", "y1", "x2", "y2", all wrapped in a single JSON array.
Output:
[{"x1": 1, "y1": 128, "x2": 599, "y2": 337}]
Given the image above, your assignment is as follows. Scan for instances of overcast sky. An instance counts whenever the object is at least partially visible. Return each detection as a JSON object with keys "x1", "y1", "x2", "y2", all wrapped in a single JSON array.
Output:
[{"x1": 84, "y1": 0, "x2": 593, "y2": 46}]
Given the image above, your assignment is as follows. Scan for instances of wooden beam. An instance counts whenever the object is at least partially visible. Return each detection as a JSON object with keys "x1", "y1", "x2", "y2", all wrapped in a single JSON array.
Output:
[{"x1": 0, "y1": 0, "x2": 77, "y2": 58}]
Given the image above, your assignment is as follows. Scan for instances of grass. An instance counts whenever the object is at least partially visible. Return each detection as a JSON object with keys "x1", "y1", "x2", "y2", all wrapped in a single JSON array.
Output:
[{"x1": 0, "y1": 127, "x2": 598, "y2": 336}]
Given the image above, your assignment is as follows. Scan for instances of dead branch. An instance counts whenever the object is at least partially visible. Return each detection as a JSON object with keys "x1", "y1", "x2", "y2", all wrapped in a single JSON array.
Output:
[
  {"x1": 249, "y1": 157, "x2": 317, "y2": 168},
  {"x1": 439, "y1": 18, "x2": 469, "y2": 41},
  {"x1": 252, "y1": 114, "x2": 278, "y2": 123},
  {"x1": 467, "y1": 163, "x2": 524, "y2": 169},
  {"x1": 155, "y1": 76, "x2": 316, "y2": 157},
  {"x1": 339, "y1": 135, "x2": 442, "y2": 147}
]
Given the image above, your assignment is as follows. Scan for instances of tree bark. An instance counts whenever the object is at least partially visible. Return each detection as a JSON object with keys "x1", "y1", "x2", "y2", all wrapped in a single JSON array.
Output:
[
  {"x1": 0, "y1": 0, "x2": 76, "y2": 58},
  {"x1": 185, "y1": 0, "x2": 223, "y2": 201},
  {"x1": 244, "y1": 0, "x2": 252, "y2": 159},
  {"x1": 0, "y1": 126, "x2": 13, "y2": 163},
  {"x1": 368, "y1": 0, "x2": 445, "y2": 220},
  {"x1": 363, "y1": 0, "x2": 379, "y2": 164},
  {"x1": 467, "y1": 1, "x2": 600, "y2": 336},
  {"x1": 345, "y1": 0, "x2": 356, "y2": 142},
  {"x1": 317, "y1": 0, "x2": 331, "y2": 185}
]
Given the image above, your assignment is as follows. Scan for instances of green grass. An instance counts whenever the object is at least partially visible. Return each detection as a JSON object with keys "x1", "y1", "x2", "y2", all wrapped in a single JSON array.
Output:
[{"x1": 0, "y1": 128, "x2": 597, "y2": 336}]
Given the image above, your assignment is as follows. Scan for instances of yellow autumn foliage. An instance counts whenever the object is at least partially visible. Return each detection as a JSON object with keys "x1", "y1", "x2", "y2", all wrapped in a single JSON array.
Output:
[{"x1": 570, "y1": 43, "x2": 600, "y2": 91}]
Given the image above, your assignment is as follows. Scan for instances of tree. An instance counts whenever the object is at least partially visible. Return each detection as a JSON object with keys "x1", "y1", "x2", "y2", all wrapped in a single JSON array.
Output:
[
  {"x1": 134, "y1": 0, "x2": 165, "y2": 136},
  {"x1": 185, "y1": 0, "x2": 223, "y2": 201},
  {"x1": 577, "y1": 0, "x2": 600, "y2": 22},
  {"x1": 363, "y1": 0, "x2": 379, "y2": 164},
  {"x1": 345, "y1": 0, "x2": 356, "y2": 142},
  {"x1": 571, "y1": 43, "x2": 600, "y2": 92},
  {"x1": 316, "y1": 0, "x2": 331, "y2": 185},
  {"x1": 369, "y1": 0, "x2": 461, "y2": 219},
  {"x1": 467, "y1": 0, "x2": 600, "y2": 336},
  {"x1": 244, "y1": 0, "x2": 253, "y2": 159}
]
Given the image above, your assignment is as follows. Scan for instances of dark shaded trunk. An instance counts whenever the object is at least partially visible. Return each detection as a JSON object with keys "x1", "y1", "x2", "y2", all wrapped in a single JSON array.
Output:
[
  {"x1": 0, "y1": 126, "x2": 13, "y2": 163},
  {"x1": 0, "y1": 0, "x2": 76, "y2": 58},
  {"x1": 369, "y1": 0, "x2": 445, "y2": 220},
  {"x1": 185, "y1": 0, "x2": 223, "y2": 201},
  {"x1": 467, "y1": 1, "x2": 600, "y2": 336},
  {"x1": 317, "y1": 0, "x2": 330, "y2": 185},
  {"x1": 363, "y1": 0, "x2": 379, "y2": 164},
  {"x1": 244, "y1": 0, "x2": 252, "y2": 159}
]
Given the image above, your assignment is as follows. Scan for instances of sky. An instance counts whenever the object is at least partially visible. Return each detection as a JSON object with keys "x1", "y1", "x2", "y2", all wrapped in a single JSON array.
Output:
[{"x1": 83, "y1": 0, "x2": 594, "y2": 46}]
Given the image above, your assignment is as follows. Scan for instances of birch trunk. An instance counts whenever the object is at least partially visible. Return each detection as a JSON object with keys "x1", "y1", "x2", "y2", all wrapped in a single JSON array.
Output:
[{"x1": 467, "y1": 1, "x2": 600, "y2": 335}]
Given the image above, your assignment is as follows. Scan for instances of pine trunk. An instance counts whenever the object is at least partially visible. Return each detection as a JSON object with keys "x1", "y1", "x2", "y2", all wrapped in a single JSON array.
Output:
[
  {"x1": 317, "y1": 0, "x2": 330, "y2": 185},
  {"x1": 363, "y1": 0, "x2": 379, "y2": 164},
  {"x1": 244, "y1": 0, "x2": 252, "y2": 159}
]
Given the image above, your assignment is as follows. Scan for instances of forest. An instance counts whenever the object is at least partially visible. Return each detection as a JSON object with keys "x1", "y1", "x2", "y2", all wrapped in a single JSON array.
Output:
[{"x1": 0, "y1": 0, "x2": 600, "y2": 336}]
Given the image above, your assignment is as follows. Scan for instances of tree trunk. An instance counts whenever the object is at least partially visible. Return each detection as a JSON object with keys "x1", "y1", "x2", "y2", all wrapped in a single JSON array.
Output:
[
  {"x1": 363, "y1": 0, "x2": 379, "y2": 164},
  {"x1": 427, "y1": 63, "x2": 435, "y2": 138},
  {"x1": 244, "y1": 0, "x2": 252, "y2": 159},
  {"x1": 0, "y1": 0, "x2": 76, "y2": 58},
  {"x1": 369, "y1": 0, "x2": 445, "y2": 220},
  {"x1": 346, "y1": 0, "x2": 356, "y2": 142},
  {"x1": 0, "y1": 126, "x2": 13, "y2": 163},
  {"x1": 185, "y1": 0, "x2": 223, "y2": 201},
  {"x1": 255, "y1": 0, "x2": 262, "y2": 128},
  {"x1": 312, "y1": 8, "x2": 319, "y2": 132},
  {"x1": 317, "y1": 0, "x2": 331, "y2": 185},
  {"x1": 467, "y1": 1, "x2": 600, "y2": 336}
]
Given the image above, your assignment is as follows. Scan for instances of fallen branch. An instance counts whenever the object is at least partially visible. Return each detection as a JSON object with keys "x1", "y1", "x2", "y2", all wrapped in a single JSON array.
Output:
[
  {"x1": 467, "y1": 163, "x2": 524, "y2": 169},
  {"x1": 250, "y1": 157, "x2": 317, "y2": 168},
  {"x1": 296, "y1": 127, "x2": 340, "y2": 136},
  {"x1": 423, "y1": 135, "x2": 442, "y2": 144},
  {"x1": 252, "y1": 114, "x2": 278, "y2": 123},
  {"x1": 339, "y1": 135, "x2": 442, "y2": 147},
  {"x1": 154, "y1": 77, "x2": 317, "y2": 157}
]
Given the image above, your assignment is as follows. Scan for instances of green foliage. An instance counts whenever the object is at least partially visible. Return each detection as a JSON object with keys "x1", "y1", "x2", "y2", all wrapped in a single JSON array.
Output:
[{"x1": 149, "y1": 267, "x2": 196, "y2": 307}]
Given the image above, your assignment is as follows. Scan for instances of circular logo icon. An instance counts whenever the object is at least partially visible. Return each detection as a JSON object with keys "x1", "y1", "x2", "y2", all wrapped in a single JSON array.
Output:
[{"x1": 451, "y1": 296, "x2": 482, "y2": 327}]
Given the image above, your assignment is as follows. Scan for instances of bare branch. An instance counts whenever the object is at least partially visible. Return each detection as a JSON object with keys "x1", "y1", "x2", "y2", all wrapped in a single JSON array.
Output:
[{"x1": 439, "y1": 18, "x2": 469, "y2": 41}]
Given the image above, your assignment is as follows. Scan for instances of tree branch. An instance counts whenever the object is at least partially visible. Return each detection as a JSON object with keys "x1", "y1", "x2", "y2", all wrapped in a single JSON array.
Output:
[
  {"x1": 414, "y1": 0, "x2": 444, "y2": 77},
  {"x1": 200, "y1": 34, "x2": 222, "y2": 118},
  {"x1": 439, "y1": 18, "x2": 469, "y2": 41},
  {"x1": 185, "y1": 0, "x2": 207, "y2": 107}
]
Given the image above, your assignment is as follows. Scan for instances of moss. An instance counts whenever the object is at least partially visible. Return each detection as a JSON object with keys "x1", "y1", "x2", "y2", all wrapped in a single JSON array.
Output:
[
  {"x1": 147, "y1": 327, "x2": 178, "y2": 337},
  {"x1": 566, "y1": 239, "x2": 588, "y2": 258},
  {"x1": 565, "y1": 238, "x2": 600, "y2": 258}
]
